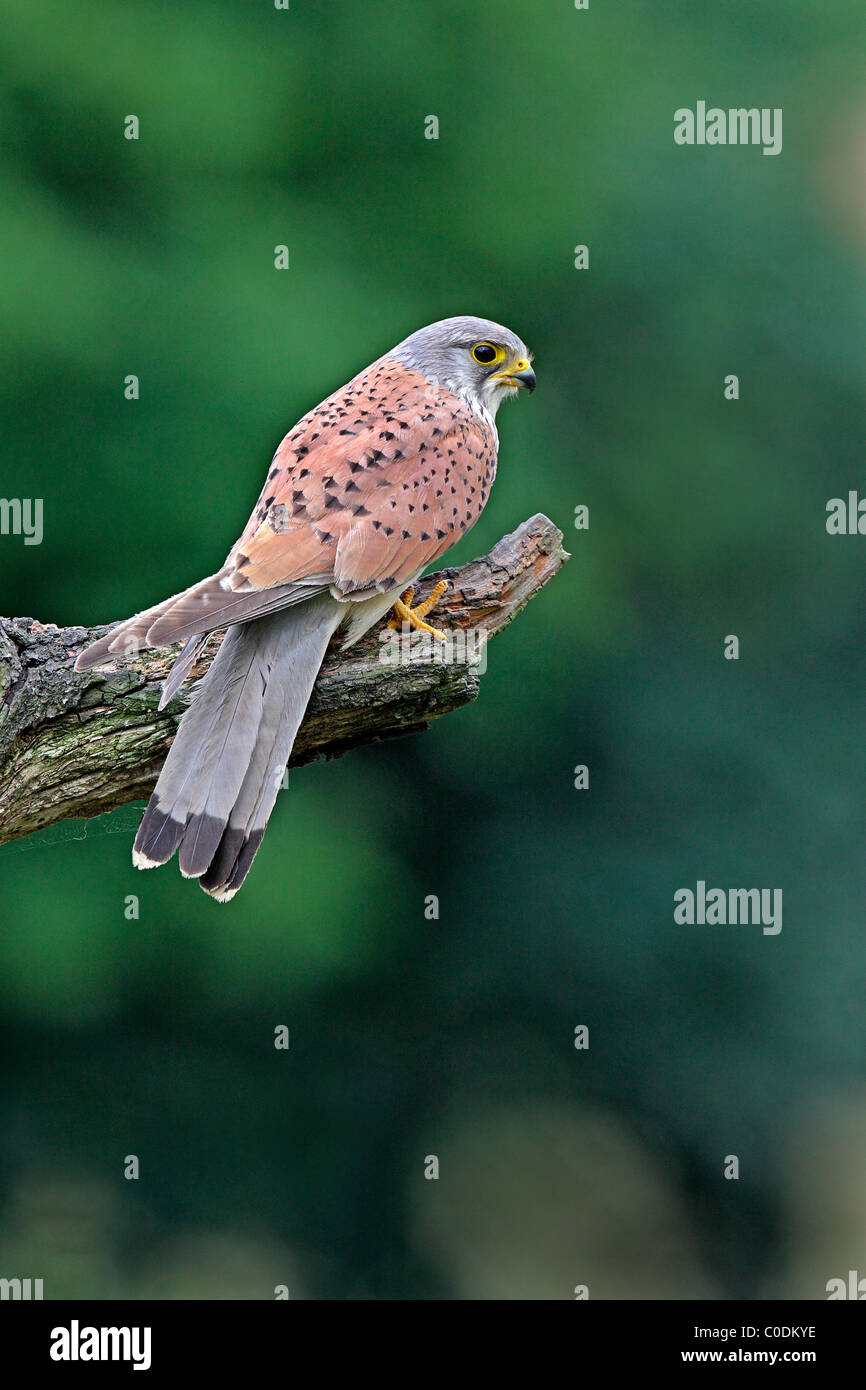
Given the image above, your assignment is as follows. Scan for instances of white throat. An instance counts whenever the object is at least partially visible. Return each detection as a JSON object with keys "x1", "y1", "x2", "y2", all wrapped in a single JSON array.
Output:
[{"x1": 438, "y1": 374, "x2": 501, "y2": 440}]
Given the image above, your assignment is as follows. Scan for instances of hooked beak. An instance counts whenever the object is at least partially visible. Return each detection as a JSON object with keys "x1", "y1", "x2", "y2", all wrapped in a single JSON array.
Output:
[
  {"x1": 496, "y1": 363, "x2": 536, "y2": 393},
  {"x1": 510, "y1": 366, "x2": 536, "y2": 392}
]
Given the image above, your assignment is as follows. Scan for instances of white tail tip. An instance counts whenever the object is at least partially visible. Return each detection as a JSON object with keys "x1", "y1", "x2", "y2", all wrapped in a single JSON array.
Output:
[{"x1": 132, "y1": 848, "x2": 160, "y2": 870}]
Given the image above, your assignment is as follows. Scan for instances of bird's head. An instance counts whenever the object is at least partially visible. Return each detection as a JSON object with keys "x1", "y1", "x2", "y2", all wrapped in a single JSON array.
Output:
[{"x1": 390, "y1": 315, "x2": 535, "y2": 422}]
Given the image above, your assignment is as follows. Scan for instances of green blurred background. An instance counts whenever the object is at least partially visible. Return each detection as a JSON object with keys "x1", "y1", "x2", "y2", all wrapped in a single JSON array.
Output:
[{"x1": 1, "y1": 0, "x2": 865, "y2": 1299}]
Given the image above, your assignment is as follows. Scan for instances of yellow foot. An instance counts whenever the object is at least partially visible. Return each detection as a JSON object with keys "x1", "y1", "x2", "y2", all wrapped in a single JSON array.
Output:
[{"x1": 388, "y1": 580, "x2": 449, "y2": 641}]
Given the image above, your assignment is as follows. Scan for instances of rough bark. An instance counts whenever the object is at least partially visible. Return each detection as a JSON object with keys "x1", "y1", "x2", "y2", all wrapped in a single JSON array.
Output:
[{"x1": 0, "y1": 514, "x2": 567, "y2": 845}]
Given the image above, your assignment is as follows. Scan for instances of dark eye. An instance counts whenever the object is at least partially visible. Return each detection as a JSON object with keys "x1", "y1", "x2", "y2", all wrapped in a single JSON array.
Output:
[{"x1": 472, "y1": 342, "x2": 498, "y2": 364}]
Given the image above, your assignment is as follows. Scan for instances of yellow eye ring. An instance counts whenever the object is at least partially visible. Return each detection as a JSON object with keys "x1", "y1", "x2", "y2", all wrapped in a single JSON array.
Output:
[{"x1": 472, "y1": 342, "x2": 502, "y2": 365}]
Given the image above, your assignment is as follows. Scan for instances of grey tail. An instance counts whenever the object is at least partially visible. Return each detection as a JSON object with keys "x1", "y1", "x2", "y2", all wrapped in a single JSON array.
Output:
[{"x1": 133, "y1": 594, "x2": 342, "y2": 901}]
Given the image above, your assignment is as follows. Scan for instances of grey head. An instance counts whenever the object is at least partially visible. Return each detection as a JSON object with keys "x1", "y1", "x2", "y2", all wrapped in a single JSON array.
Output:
[{"x1": 388, "y1": 315, "x2": 535, "y2": 423}]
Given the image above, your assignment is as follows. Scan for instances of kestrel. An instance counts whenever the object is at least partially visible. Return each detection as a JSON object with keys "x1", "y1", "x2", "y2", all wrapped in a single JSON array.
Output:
[{"x1": 76, "y1": 316, "x2": 536, "y2": 900}]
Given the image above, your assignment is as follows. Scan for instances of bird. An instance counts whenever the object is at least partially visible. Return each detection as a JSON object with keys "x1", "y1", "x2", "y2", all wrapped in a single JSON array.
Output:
[{"x1": 75, "y1": 315, "x2": 536, "y2": 900}]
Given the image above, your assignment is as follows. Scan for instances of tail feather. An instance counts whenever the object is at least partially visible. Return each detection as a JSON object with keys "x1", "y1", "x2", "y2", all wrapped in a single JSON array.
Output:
[
  {"x1": 134, "y1": 626, "x2": 259, "y2": 868},
  {"x1": 197, "y1": 661, "x2": 304, "y2": 899},
  {"x1": 158, "y1": 635, "x2": 209, "y2": 710},
  {"x1": 133, "y1": 595, "x2": 342, "y2": 897},
  {"x1": 196, "y1": 592, "x2": 345, "y2": 898},
  {"x1": 201, "y1": 832, "x2": 264, "y2": 902}
]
